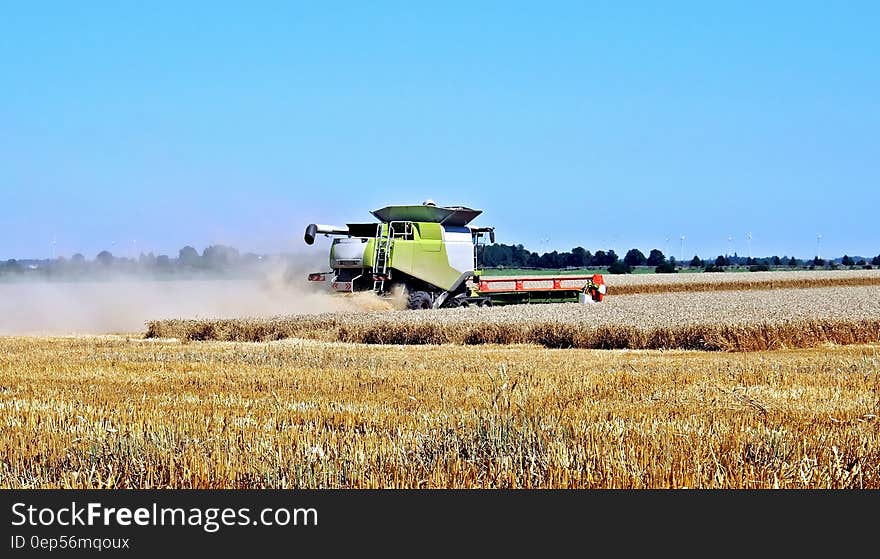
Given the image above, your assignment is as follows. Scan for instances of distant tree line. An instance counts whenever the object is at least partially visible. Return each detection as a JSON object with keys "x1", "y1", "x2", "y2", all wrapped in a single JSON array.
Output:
[
  {"x1": 479, "y1": 243, "x2": 880, "y2": 274},
  {"x1": 0, "y1": 245, "x2": 269, "y2": 279},
  {"x1": 3, "y1": 242, "x2": 878, "y2": 279},
  {"x1": 478, "y1": 244, "x2": 624, "y2": 269}
]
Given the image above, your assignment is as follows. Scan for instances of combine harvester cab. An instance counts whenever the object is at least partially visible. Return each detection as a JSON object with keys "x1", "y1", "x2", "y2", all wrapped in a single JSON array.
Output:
[{"x1": 304, "y1": 200, "x2": 606, "y2": 309}]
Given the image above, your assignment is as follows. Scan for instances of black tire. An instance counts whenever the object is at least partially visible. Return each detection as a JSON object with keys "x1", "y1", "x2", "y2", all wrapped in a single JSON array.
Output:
[
  {"x1": 443, "y1": 294, "x2": 473, "y2": 309},
  {"x1": 407, "y1": 290, "x2": 433, "y2": 310},
  {"x1": 478, "y1": 299, "x2": 492, "y2": 307}
]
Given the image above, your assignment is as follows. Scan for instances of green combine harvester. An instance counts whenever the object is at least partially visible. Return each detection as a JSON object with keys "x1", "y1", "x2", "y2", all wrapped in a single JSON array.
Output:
[{"x1": 304, "y1": 200, "x2": 606, "y2": 310}]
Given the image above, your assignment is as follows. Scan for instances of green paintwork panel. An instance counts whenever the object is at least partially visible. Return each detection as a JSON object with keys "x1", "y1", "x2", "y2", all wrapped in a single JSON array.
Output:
[
  {"x1": 359, "y1": 221, "x2": 466, "y2": 291},
  {"x1": 363, "y1": 238, "x2": 376, "y2": 269},
  {"x1": 390, "y1": 239, "x2": 461, "y2": 290},
  {"x1": 387, "y1": 241, "x2": 414, "y2": 276},
  {"x1": 414, "y1": 223, "x2": 441, "y2": 252},
  {"x1": 415, "y1": 222, "x2": 442, "y2": 240}
]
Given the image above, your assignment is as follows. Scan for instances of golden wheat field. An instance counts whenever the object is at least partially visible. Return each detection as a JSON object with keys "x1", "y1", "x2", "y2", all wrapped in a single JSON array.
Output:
[
  {"x1": 1, "y1": 336, "x2": 878, "y2": 488},
  {"x1": 4, "y1": 272, "x2": 880, "y2": 489},
  {"x1": 603, "y1": 268, "x2": 880, "y2": 295},
  {"x1": 147, "y1": 285, "x2": 880, "y2": 351}
]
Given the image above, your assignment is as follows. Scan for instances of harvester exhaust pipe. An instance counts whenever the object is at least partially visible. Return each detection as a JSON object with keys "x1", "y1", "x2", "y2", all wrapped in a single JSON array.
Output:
[{"x1": 304, "y1": 224, "x2": 350, "y2": 245}]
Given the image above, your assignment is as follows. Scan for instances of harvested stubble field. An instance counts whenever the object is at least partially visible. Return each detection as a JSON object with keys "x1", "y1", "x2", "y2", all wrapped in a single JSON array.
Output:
[
  {"x1": 147, "y1": 285, "x2": 880, "y2": 351},
  {"x1": 6, "y1": 272, "x2": 879, "y2": 489},
  {"x1": 1, "y1": 336, "x2": 877, "y2": 488}
]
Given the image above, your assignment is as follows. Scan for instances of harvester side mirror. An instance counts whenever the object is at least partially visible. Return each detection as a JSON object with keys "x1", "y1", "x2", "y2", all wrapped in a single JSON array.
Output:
[
  {"x1": 489, "y1": 230, "x2": 495, "y2": 244},
  {"x1": 304, "y1": 224, "x2": 318, "y2": 245}
]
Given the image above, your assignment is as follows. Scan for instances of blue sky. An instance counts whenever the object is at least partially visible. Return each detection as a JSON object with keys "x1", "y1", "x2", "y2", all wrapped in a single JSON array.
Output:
[{"x1": 2, "y1": 2, "x2": 877, "y2": 261}]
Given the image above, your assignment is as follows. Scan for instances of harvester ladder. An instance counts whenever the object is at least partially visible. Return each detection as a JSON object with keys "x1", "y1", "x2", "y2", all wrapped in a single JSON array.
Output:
[
  {"x1": 473, "y1": 237, "x2": 479, "y2": 271},
  {"x1": 372, "y1": 223, "x2": 389, "y2": 292},
  {"x1": 372, "y1": 221, "x2": 412, "y2": 293}
]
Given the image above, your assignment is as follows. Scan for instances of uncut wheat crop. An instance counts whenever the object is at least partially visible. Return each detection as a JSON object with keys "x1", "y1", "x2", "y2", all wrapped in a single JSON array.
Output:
[
  {"x1": 147, "y1": 285, "x2": 880, "y2": 351},
  {"x1": 1, "y1": 337, "x2": 878, "y2": 488},
  {"x1": 587, "y1": 269, "x2": 880, "y2": 295}
]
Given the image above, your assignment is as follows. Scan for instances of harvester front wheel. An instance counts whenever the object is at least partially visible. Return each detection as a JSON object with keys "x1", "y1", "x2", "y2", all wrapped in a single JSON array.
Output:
[
  {"x1": 441, "y1": 294, "x2": 468, "y2": 308},
  {"x1": 407, "y1": 290, "x2": 433, "y2": 310}
]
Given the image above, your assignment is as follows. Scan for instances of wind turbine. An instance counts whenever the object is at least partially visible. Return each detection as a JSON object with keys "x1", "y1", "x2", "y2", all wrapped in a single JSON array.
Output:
[
  {"x1": 746, "y1": 232, "x2": 752, "y2": 259},
  {"x1": 680, "y1": 235, "x2": 686, "y2": 262},
  {"x1": 50, "y1": 236, "x2": 57, "y2": 260},
  {"x1": 539, "y1": 236, "x2": 550, "y2": 254},
  {"x1": 727, "y1": 235, "x2": 733, "y2": 258},
  {"x1": 816, "y1": 234, "x2": 822, "y2": 259}
]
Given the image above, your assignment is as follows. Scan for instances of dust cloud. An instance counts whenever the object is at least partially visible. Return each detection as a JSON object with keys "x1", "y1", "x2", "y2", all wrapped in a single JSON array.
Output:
[{"x1": 0, "y1": 256, "x2": 400, "y2": 336}]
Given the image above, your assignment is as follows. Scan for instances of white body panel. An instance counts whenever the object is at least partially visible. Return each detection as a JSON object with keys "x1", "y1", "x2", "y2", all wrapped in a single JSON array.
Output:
[
  {"x1": 330, "y1": 238, "x2": 367, "y2": 268},
  {"x1": 442, "y1": 225, "x2": 475, "y2": 273},
  {"x1": 314, "y1": 224, "x2": 350, "y2": 235}
]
